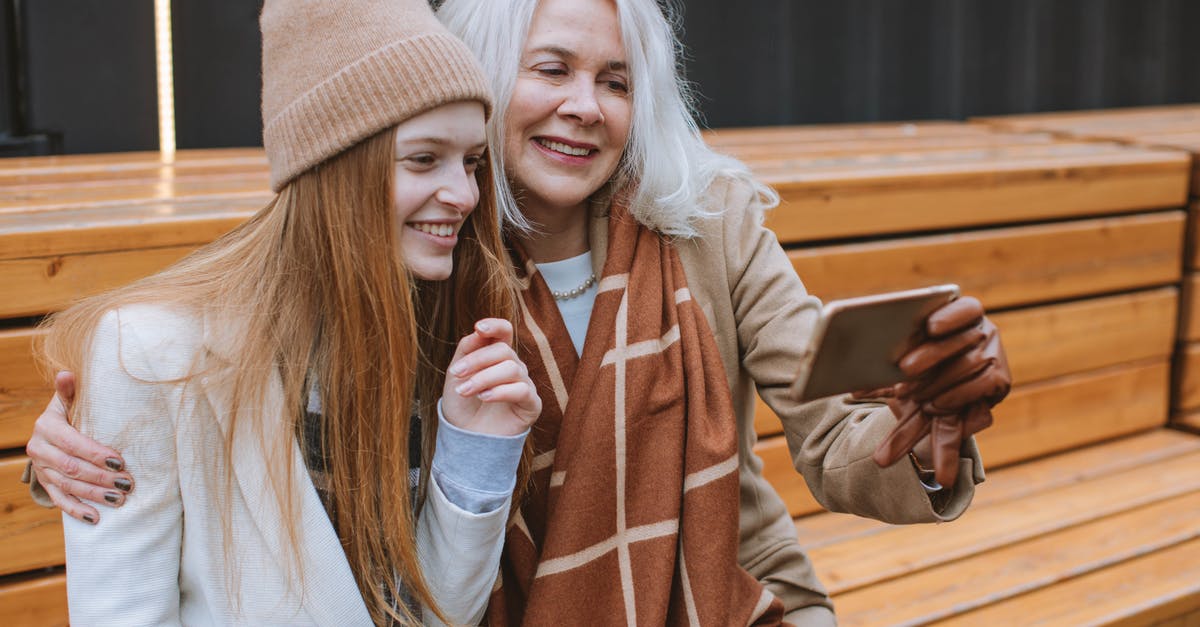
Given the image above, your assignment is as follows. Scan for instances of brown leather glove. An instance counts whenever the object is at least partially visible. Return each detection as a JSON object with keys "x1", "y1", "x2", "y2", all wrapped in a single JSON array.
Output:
[{"x1": 870, "y1": 297, "x2": 1011, "y2": 487}]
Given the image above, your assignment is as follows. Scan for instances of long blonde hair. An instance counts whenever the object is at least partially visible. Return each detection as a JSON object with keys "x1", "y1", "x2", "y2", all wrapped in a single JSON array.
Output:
[{"x1": 40, "y1": 126, "x2": 517, "y2": 625}]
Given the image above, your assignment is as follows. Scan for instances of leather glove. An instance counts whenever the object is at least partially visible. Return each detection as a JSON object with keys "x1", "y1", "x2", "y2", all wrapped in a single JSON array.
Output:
[{"x1": 869, "y1": 297, "x2": 1012, "y2": 487}]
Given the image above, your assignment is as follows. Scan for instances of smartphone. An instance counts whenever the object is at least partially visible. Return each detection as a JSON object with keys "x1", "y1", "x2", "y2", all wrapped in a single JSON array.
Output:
[{"x1": 792, "y1": 284, "x2": 960, "y2": 402}]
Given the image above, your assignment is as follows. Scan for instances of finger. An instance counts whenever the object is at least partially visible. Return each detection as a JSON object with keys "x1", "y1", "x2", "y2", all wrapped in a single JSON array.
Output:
[
  {"x1": 30, "y1": 438, "x2": 133, "y2": 494},
  {"x1": 851, "y1": 384, "x2": 897, "y2": 400},
  {"x1": 38, "y1": 466, "x2": 127, "y2": 508},
  {"x1": 931, "y1": 414, "x2": 964, "y2": 487},
  {"x1": 926, "y1": 297, "x2": 984, "y2": 337},
  {"x1": 906, "y1": 345, "x2": 993, "y2": 406},
  {"x1": 449, "y1": 341, "x2": 522, "y2": 381},
  {"x1": 54, "y1": 370, "x2": 77, "y2": 405},
  {"x1": 477, "y1": 381, "x2": 542, "y2": 415},
  {"x1": 40, "y1": 412, "x2": 128, "y2": 474},
  {"x1": 872, "y1": 401, "x2": 930, "y2": 467},
  {"x1": 455, "y1": 360, "x2": 526, "y2": 398},
  {"x1": 472, "y1": 318, "x2": 514, "y2": 345},
  {"x1": 43, "y1": 481, "x2": 99, "y2": 524},
  {"x1": 927, "y1": 365, "x2": 1009, "y2": 413},
  {"x1": 898, "y1": 325, "x2": 987, "y2": 378},
  {"x1": 960, "y1": 402, "x2": 994, "y2": 437}
]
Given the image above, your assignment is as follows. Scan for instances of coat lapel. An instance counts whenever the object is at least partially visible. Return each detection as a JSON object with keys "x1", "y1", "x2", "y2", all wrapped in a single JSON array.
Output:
[{"x1": 200, "y1": 315, "x2": 372, "y2": 626}]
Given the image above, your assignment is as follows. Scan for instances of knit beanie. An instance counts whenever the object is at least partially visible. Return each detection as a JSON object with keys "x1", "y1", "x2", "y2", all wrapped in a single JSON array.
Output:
[{"x1": 260, "y1": 0, "x2": 493, "y2": 191}]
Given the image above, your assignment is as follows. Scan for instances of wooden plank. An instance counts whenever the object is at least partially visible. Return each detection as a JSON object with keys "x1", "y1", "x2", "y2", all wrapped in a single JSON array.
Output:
[
  {"x1": 0, "y1": 572, "x2": 67, "y2": 627},
  {"x1": 703, "y1": 121, "x2": 988, "y2": 148},
  {"x1": 0, "y1": 197, "x2": 258, "y2": 260},
  {"x1": 795, "y1": 429, "x2": 1200, "y2": 550},
  {"x1": 761, "y1": 143, "x2": 1190, "y2": 242},
  {"x1": 1181, "y1": 275, "x2": 1200, "y2": 342},
  {"x1": 834, "y1": 491, "x2": 1200, "y2": 627},
  {"x1": 980, "y1": 359, "x2": 1169, "y2": 467},
  {"x1": 0, "y1": 147, "x2": 265, "y2": 172},
  {"x1": 788, "y1": 212, "x2": 1185, "y2": 310},
  {"x1": 1189, "y1": 202, "x2": 1200, "y2": 271},
  {"x1": 761, "y1": 361, "x2": 1171, "y2": 517},
  {"x1": 720, "y1": 131, "x2": 1056, "y2": 161},
  {"x1": 931, "y1": 537, "x2": 1200, "y2": 627},
  {"x1": 975, "y1": 104, "x2": 1200, "y2": 136},
  {"x1": 1175, "y1": 410, "x2": 1200, "y2": 435},
  {"x1": 0, "y1": 152, "x2": 267, "y2": 187},
  {"x1": 0, "y1": 173, "x2": 270, "y2": 214},
  {"x1": 754, "y1": 289, "x2": 1179, "y2": 439},
  {"x1": 0, "y1": 245, "x2": 199, "y2": 318},
  {"x1": 807, "y1": 448, "x2": 1200, "y2": 596},
  {"x1": 1174, "y1": 344, "x2": 1200, "y2": 412},
  {"x1": 0, "y1": 328, "x2": 49, "y2": 450},
  {"x1": 0, "y1": 455, "x2": 64, "y2": 576}
]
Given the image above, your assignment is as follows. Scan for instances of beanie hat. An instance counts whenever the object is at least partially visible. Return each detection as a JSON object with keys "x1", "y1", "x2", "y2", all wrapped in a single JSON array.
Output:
[{"x1": 260, "y1": 0, "x2": 493, "y2": 191}]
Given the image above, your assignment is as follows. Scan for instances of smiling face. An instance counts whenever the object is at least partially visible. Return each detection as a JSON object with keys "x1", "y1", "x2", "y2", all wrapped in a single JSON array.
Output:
[
  {"x1": 503, "y1": 0, "x2": 633, "y2": 226},
  {"x1": 392, "y1": 101, "x2": 488, "y2": 281}
]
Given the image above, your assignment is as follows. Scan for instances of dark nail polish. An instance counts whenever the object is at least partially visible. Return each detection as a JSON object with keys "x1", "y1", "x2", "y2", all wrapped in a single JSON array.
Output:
[
  {"x1": 104, "y1": 491, "x2": 122, "y2": 504},
  {"x1": 82, "y1": 513, "x2": 96, "y2": 524},
  {"x1": 105, "y1": 457, "x2": 124, "y2": 472},
  {"x1": 114, "y1": 478, "x2": 132, "y2": 492}
]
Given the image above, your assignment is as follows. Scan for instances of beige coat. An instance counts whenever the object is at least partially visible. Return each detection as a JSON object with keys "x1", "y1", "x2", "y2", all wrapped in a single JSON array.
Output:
[{"x1": 587, "y1": 181, "x2": 985, "y2": 616}]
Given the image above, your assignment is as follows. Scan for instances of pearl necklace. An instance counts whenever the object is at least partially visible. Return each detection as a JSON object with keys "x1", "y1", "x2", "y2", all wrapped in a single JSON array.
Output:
[{"x1": 550, "y1": 273, "x2": 597, "y2": 301}]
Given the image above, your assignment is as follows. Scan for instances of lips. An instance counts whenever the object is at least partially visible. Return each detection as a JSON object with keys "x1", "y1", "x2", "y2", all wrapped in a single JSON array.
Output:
[
  {"x1": 408, "y1": 222, "x2": 459, "y2": 237},
  {"x1": 534, "y1": 136, "x2": 597, "y2": 157}
]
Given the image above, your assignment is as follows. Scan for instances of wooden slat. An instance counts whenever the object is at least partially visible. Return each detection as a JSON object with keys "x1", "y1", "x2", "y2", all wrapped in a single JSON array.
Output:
[
  {"x1": 703, "y1": 121, "x2": 989, "y2": 147},
  {"x1": 720, "y1": 131, "x2": 1055, "y2": 161},
  {"x1": 761, "y1": 143, "x2": 1189, "y2": 243},
  {"x1": 788, "y1": 211, "x2": 1185, "y2": 310},
  {"x1": 754, "y1": 288, "x2": 1179, "y2": 439},
  {"x1": 794, "y1": 429, "x2": 1200, "y2": 550},
  {"x1": 975, "y1": 104, "x2": 1200, "y2": 136},
  {"x1": 1174, "y1": 344, "x2": 1200, "y2": 412},
  {"x1": 0, "y1": 572, "x2": 67, "y2": 627},
  {"x1": 1189, "y1": 202, "x2": 1200, "y2": 271},
  {"x1": 0, "y1": 151, "x2": 267, "y2": 187},
  {"x1": 0, "y1": 455, "x2": 64, "y2": 576},
  {"x1": 0, "y1": 245, "x2": 199, "y2": 318},
  {"x1": 808, "y1": 448, "x2": 1200, "y2": 596},
  {"x1": 0, "y1": 173, "x2": 270, "y2": 214},
  {"x1": 835, "y1": 491, "x2": 1200, "y2": 627},
  {"x1": 1182, "y1": 275, "x2": 1200, "y2": 343},
  {"x1": 0, "y1": 328, "x2": 48, "y2": 450},
  {"x1": 760, "y1": 360, "x2": 1171, "y2": 517},
  {"x1": 0, "y1": 197, "x2": 257, "y2": 260},
  {"x1": 0, "y1": 147, "x2": 265, "y2": 172},
  {"x1": 931, "y1": 537, "x2": 1200, "y2": 627},
  {"x1": 980, "y1": 359, "x2": 1169, "y2": 467},
  {"x1": 1175, "y1": 410, "x2": 1200, "y2": 435}
]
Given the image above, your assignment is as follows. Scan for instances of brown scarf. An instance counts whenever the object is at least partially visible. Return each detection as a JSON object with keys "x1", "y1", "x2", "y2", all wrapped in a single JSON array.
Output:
[{"x1": 487, "y1": 202, "x2": 785, "y2": 625}]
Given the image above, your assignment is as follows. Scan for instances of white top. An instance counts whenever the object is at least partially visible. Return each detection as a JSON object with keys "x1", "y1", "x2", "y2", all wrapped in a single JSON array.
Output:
[{"x1": 536, "y1": 251, "x2": 598, "y2": 356}]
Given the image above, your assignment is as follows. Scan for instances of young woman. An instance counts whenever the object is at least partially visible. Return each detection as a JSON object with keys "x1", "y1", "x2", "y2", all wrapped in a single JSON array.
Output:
[
  {"x1": 26, "y1": 0, "x2": 1009, "y2": 624},
  {"x1": 27, "y1": 0, "x2": 540, "y2": 625}
]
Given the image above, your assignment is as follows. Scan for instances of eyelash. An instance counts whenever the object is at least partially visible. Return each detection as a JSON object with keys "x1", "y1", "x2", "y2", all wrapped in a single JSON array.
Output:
[{"x1": 533, "y1": 65, "x2": 629, "y2": 93}]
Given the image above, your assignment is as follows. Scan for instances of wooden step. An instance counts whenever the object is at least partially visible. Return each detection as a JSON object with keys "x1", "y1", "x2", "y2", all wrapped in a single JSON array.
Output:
[
  {"x1": 0, "y1": 571, "x2": 66, "y2": 627},
  {"x1": 835, "y1": 491, "x2": 1200, "y2": 627},
  {"x1": 930, "y1": 537, "x2": 1200, "y2": 627},
  {"x1": 753, "y1": 288, "x2": 1177, "y2": 439},
  {"x1": 794, "y1": 430, "x2": 1200, "y2": 550},
  {"x1": 703, "y1": 121, "x2": 991, "y2": 148},
  {"x1": 0, "y1": 328, "x2": 48, "y2": 450},
  {"x1": 1175, "y1": 410, "x2": 1200, "y2": 435},
  {"x1": 0, "y1": 455, "x2": 65, "y2": 576},
  {"x1": 757, "y1": 360, "x2": 1170, "y2": 518},
  {"x1": 0, "y1": 245, "x2": 199, "y2": 318},
  {"x1": 808, "y1": 446, "x2": 1200, "y2": 596},
  {"x1": 1188, "y1": 202, "x2": 1200, "y2": 271},
  {"x1": 1181, "y1": 274, "x2": 1200, "y2": 342},
  {"x1": 0, "y1": 150, "x2": 267, "y2": 187},
  {"x1": 0, "y1": 173, "x2": 270, "y2": 214},
  {"x1": 720, "y1": 131, "x2": 1056, "y2": 161},
  {"x1": 788, "y1": 211, "x2": 1184, "y2": 310},
  {"x1": 0, "y1": 196, "x2": 260, "y2": 261},
  {"x1": 1175, "y1": 344, "x2": 1200, "y2": 413},
  {"x1": 760, "y1": 142, "x2": 1189, "y2": 243},
  {"x1": 975, "y1": 104, "x2": 1200, "y2": 136}
]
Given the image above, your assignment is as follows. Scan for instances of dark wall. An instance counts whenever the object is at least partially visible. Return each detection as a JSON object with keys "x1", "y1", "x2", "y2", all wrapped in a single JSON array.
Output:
[
  {"x1": 681, "y1": 0, "x2": 1200, "y2": 127},
  {"x1": 21, "y1": 0, "x2": 158, "y2": 153},
  {"x1": 2, "y1": 0, "x2": 1198, "y2": 154}
]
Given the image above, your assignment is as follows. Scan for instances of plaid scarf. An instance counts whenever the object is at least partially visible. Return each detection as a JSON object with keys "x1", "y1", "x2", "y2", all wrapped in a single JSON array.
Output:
[{"x1": 487, "y1": 202, "x2": 785, "y2": 625}]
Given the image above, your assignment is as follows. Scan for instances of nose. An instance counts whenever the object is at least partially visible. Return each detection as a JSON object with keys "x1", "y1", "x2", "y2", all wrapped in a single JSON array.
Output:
[
  {"x1": 435, "y1": 165, "x2": 479, "y2": 213},
  {"x1": 557, "y1": 76, "x2": 604, "y2": 126}
]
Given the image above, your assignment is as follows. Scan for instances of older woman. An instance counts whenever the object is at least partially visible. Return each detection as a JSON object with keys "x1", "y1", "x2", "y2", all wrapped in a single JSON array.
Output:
[{"x1": 26, "y1": 0, "x2": 1008, "y2": 624}]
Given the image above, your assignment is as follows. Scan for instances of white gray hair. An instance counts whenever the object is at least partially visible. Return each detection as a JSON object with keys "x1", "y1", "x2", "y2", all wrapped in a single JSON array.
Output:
[{"x1": 435, "y1": 0, "x2": 778, "y2": 237}]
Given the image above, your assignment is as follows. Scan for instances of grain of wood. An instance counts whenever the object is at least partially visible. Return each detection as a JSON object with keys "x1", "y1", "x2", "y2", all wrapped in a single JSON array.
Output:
[
  {"x1": 788, "y1": 212, "x2": 1184, "y2": 309},
  {"x1": 0, "y1": 456, "x2": 64, "y2": 576},
  {"x1": 0, "y1": 328, "x2": 49, "y2": 450},
  {"x1": 0, "y1": 572, "x2": 67, "y2": 627}
]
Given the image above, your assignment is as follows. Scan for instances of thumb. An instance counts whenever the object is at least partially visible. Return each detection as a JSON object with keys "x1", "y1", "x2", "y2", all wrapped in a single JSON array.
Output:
[{"x1": 55, "y1": 371, "x2": 77, "y2": 406}]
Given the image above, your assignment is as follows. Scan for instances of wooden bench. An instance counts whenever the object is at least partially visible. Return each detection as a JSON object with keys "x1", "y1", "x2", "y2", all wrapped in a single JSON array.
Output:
[
  {"x1": 712, "y1": 120, "x2": 1200, "y2": 624},
  {"x1": 976, "y1": 105, "x2": 1200, "y2": 436},
  {"x1": 3, "y1": 117, "x2": 1199, "y2": 624}
]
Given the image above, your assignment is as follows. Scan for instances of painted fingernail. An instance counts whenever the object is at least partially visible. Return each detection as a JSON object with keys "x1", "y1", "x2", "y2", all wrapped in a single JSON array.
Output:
[
  {"x1": 455, "y1": 381, "x2": 473, "y2": 396},
  {"x1": 450, "y1": 362, "x2": 467, "y2": 377},
  {"x1": 82, "y1": 513, "x2": 96, "y2": 524},
  {"x1": 105, "y1": 457, "x2": 124, "y2": 471},
  {"x1": 477, "y1": 321, "x2": 492, "y2": 333},
  {"x1": 104, "y1": 491, "x2": 122, "y2": 504},
  {"x1": 114, "y1": 478, "x2": 132, "y2": 492}
]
